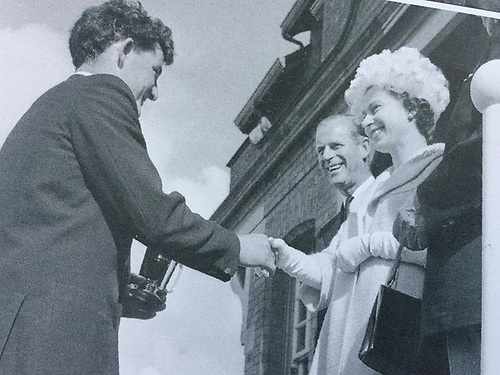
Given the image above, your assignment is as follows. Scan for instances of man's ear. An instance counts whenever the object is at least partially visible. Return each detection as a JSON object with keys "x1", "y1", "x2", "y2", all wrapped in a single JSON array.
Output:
[
  {"x1": 361, "y1": 137, "x2": 375, "y2": 162},
  {"x1": 118, "y1": 38, "x2": 135, "y2": 69},
  {"x1": 361, "y1": 136, "x2": 370, "y2": 159}
]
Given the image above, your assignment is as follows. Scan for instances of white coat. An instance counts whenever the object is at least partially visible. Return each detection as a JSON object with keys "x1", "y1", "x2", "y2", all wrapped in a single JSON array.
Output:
[{"x1": 301, "y1": 143, "x2": 445, "y2": 375}]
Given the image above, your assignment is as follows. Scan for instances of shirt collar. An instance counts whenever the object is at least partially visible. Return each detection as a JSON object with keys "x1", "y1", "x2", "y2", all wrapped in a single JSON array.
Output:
[
  {"x1": 351, "y1": 176, "x2": 375, "y2": 200},
  {"x1": 73, "y1": 71, "x2": 93, "y2": 76}
]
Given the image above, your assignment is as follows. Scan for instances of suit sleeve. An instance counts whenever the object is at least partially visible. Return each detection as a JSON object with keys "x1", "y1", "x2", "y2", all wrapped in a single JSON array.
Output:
[
  {"x1": 68, "y1": 75, "x2": 239, "y2": 281},
  {"x1": 417, "y1": 135, "x2": 482, "y2": 237}
]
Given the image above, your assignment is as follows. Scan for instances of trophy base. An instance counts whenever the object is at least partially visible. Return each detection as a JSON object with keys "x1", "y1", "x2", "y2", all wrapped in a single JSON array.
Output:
[{"x1": 128, "y1": 283, "x2": 164, "y2": 306}]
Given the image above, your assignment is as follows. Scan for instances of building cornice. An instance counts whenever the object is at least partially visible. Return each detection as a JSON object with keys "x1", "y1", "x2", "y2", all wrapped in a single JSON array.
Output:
[
  {"x1": 234, "y1": 59, "x2": 285, "y2": 134},
  {"x1": 281, "y1": 0, "x2": 316, "y2": 39}
]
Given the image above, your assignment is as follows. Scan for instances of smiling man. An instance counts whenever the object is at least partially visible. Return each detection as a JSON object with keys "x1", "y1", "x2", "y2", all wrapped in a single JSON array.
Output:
[
  {"x1": 269, "y1": 114, "x2": 378, "y2": 373},
  {"x1": 0, "y1": 1, "x2": 275, "y2": 374},
  {"x1": 315, "y1": 114, "x2": 373, "y2": 197}
]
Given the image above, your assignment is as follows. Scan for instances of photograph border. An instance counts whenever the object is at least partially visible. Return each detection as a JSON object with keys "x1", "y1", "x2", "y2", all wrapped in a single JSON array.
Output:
[{"x1": 388, "y1": 0, "x2": 500, "y2": 18}]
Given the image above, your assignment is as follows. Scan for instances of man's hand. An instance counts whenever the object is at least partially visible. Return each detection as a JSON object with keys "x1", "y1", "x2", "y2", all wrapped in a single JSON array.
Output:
[
  {"x1": 122, "y1": 273, "x2": 167, "y2": 320},
  {"x1": 238, "y1": 234, "x2": 276, "y2": 277},
  {"x1": 393, "y1": 196, "x2": 428, "y2": 251}
]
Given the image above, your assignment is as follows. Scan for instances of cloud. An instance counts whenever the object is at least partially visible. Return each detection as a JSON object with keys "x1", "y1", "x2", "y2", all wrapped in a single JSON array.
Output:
[
  {"x1": 128, "y1": 164, "x2": 231, "y2": 270},
  {"x1": 119, "y1": 267, "x2": 244, "y2": 375},
  {"x1": 139, "y1": 367, "x2": 162, "y2": 375},
  {"x1": 161, "y1": 165, "x2": 230, "y2": 218},
  {"x1": 0, "y1": 23, "x2": 72, "y2": 146},
  {"x1": 122, "y1": 165, "x2": 243, "y2": 375}
]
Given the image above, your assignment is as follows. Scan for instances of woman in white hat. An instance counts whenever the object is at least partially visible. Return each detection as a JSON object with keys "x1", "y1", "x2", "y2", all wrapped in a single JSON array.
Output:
[{"x1": 271, "y1": 46, "x2": 450, "y2": 374}]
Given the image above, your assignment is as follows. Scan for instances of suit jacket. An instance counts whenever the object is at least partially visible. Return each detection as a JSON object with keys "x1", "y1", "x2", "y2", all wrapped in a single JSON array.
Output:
[
  {"x1": 416, "y1": 35, "x2": 493, "y2": 336},
  {"x1": 0, "y1": 74, "x2": 240, "y2": 374},
  {"x1": 418, "y1": 134, "x2": 482, "y2": 337}
]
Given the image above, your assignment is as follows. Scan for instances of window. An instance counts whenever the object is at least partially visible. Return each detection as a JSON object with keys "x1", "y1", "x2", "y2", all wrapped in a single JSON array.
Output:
[
  {"x1": 266, "y1": 221, "x2": 320, "y2": 375},
  {"x1": 284, "y1": 223, "x2": 318, "y2": 375},
  {"x1": 290, "y1": 280, "x2": 317, "y2": 375}
]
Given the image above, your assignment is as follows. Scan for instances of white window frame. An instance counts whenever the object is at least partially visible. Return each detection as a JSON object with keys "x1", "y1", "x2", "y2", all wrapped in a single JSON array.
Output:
[{"x1": 290, "y1": 280, "x2": 317, "y2": 375}]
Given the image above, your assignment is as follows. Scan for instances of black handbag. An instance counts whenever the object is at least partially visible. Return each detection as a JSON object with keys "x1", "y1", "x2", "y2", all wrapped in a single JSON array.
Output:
[{"x1": 358, "y1": 245, "x2": 422, "y2": 374}]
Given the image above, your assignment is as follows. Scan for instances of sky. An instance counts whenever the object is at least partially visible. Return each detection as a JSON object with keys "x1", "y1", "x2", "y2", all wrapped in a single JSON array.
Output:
[{"x1": 1, "y1": 1, "x2": 299, "y2": 374}]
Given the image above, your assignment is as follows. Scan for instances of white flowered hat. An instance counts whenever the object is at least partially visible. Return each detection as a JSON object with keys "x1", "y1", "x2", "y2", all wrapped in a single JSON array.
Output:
[{"x1": 345, "y1": 47, "x2": 450, "y2": 124}]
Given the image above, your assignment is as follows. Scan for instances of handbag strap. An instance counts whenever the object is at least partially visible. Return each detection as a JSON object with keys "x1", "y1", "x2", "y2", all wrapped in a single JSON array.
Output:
[{"x1": 385, "y1": 244, "x2": 404, "y2": 288}]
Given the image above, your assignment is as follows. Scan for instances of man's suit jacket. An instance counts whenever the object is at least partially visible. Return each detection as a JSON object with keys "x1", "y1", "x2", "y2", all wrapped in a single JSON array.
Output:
[
  {"x1": 0, "y1": 74, "x2": 240, "y2": 374},
  {"x1": 418, "y1": 134, "x2": 482, "y2": 338},
  {"x1": 416, "y1": 53, "x2": 483, "y2": 338}
]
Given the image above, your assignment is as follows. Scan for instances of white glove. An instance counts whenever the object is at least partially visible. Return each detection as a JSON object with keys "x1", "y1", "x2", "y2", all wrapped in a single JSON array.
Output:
[
  {"x1": 335, "y1": 231, "x2": 422, "y2": 273},
  {"x1": 365, "y1": 232, "x2": 401, "y2": 259},
  {"x1": 334, "y1": 236, "x2": 370, "y2": 273},
  {"x1": 367, "y1": 231, "x2": 426, "y2": 267},
  {"x1": 269, "y1": 238, "x2": 321, "y2": 289}
]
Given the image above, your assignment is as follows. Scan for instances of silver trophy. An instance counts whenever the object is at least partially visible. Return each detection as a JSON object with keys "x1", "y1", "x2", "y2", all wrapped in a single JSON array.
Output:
[{"x1": 129, "y1": 248, "x2": 183, "y2": 306}]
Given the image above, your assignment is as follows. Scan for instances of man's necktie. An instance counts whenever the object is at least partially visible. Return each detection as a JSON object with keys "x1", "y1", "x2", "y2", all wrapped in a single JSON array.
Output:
[{"x1": 341, "y1": 195, "x2": 354, "y2": 222}]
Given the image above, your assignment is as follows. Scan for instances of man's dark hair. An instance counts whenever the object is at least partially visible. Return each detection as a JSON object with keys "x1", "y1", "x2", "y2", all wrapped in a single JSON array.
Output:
[{"x1": 69, "y1": 0, "x2": 174, "y2": 68}]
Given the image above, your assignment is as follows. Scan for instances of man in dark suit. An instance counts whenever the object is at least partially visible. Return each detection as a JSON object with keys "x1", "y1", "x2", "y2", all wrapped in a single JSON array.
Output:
[
  {"x1": 394, "y1": 14, "x2": 500, "y2": 375},
  {"x1": 0, "y1": 1, "x2": 275, "y2": 374}
]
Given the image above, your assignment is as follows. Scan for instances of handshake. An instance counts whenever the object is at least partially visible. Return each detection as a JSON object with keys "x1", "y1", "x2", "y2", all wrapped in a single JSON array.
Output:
[
  {"x1": 237, "y1": 234, "x2": 290, "y2": 278},
  {"x1": 238, "y1": 234, "x2": 280, "y2": 278},
  {"x1": 240, "y1": 235, "x2": 321, "y2": 291},
  {"x1": 123, "y1": 234, "x2": 280, "y2": 320}
]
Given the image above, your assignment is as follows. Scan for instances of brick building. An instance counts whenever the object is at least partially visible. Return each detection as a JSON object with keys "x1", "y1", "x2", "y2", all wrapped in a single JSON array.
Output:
[{"x1": 211, "y1": 1, "x2": 487, "y2": 374}]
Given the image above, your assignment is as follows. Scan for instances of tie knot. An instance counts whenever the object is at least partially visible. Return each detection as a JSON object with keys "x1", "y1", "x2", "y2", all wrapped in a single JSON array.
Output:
[
  {"x1": 340, "y1": 195, "x2": 354, "y2": 222},
  {"x1": 345, "y1": 195, "x2": 354, "y2": 211}
]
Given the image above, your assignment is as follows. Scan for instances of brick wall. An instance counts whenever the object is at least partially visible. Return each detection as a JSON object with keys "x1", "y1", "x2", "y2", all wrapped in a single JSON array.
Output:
[
  {"x1": 241, "y1": 119, "x2": 342, "y2": 375},
  {"x1": 263, "y1": 128, "x2": 341, "y2": 240}
]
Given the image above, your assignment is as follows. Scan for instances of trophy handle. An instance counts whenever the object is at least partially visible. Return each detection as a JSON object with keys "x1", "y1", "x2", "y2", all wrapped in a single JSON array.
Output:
[
  {"x1": 138, "y1": 248, "x2": 183, "y2": 294},
  {"x1": 159, "y1": 261, "x2": 183, "y2": 293}
]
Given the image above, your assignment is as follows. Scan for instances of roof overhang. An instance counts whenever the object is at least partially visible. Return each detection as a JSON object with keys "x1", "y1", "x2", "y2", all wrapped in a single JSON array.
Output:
[
  {"x1": 281, "y1": 0, "x2": 316, "y2": 38},
  {"x1": 234, "y1": 59, "x2": 285, "y2": 134}
]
